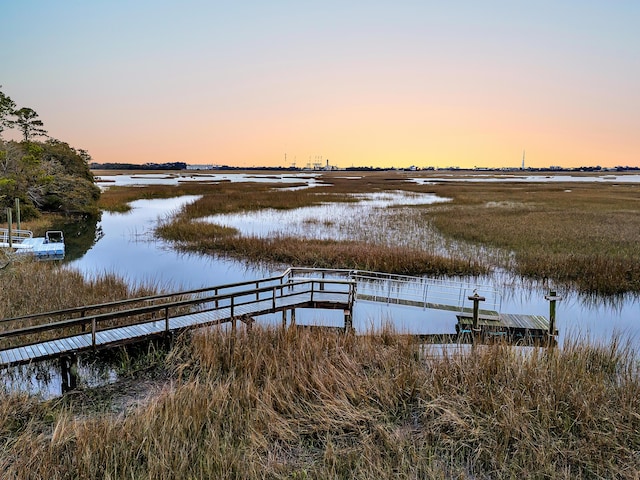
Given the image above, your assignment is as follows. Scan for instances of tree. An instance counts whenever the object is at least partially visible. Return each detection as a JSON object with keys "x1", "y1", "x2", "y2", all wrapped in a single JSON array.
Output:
[
  {"x1": 12, "y1": 107, "x2": 48, "y2": 142},
  {"x1": 0, "y1": 86, "x2": 16, "y2": 137}
]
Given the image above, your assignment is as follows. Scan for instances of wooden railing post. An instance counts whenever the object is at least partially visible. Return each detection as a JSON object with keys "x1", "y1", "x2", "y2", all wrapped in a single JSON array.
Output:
[
  {"x1": 272, "y1": 286, "x2": 276, "y2": 310},
  {"x1": 544, "y1": 291, "x2": 561, "y2": 347},
  {"x1": 215, "y1": 288, "x2": 219, "y2": 308},
  {"x1": 91, "y1": 318, "x2": 96, "y2": 347},
  {"x1": 165, "y1": 306, "x2": 170, "y2": 332},
  {"x1": 310, "y1": 281, "x2": 315, "y2": 302},
  {"x1": 468, "y1": 292, "x2": 485, "y2": 343}
]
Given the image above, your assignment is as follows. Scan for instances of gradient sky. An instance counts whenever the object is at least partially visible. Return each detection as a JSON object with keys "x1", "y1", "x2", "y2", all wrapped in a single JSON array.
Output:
[{"x1": 2, "y1": 1, "x2": 639, "y2": 168}]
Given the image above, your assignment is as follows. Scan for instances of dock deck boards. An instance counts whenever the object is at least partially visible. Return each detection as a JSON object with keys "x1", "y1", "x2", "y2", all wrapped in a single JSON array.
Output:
[
  {"x1": 0, "y1": 290, "x2": 350, "y2": 368},
  {"x1": 456, "y1": 312, "x2": 555, "y2": 337}
]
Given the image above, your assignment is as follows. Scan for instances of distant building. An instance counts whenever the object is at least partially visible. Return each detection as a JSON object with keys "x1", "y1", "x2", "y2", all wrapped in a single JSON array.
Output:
[{"x1": 186, "y1": 164, "x2": 216, "y2": 170}]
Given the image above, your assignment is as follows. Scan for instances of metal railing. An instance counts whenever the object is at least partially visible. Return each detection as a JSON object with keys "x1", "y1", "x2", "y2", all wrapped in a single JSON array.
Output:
[
  {"x1": 0, "y1": 228, "x2": 33, "y2": 246},
  {"x1": 288, "y1": 267, "x2": 502, "y2": 315}
]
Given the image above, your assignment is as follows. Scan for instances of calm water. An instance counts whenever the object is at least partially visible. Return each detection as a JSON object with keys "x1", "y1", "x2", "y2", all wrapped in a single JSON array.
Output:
[
  {"x1": 66, "y1": 193, "x2": 640, "y2": 346},
  {"x1": 411, "y1": 173, "x2": 640, "y2": 184}
]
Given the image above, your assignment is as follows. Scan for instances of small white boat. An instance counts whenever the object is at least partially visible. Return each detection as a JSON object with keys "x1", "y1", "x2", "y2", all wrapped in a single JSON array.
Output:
[{"x1": 0, "y1": 228, "x2": 65, "y2": 259}]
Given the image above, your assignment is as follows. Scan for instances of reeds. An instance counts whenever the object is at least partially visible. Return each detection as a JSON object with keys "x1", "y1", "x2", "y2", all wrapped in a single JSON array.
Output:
[
  {"x1": 1, "y1": 327, "x2": 638, "y2": 478},
  {"x1": 427, "y1": 181, "x2": 640, "y2": 294},
  {"x1": 100, "y1": 171, "x2": 640, "y2": 293},
  {"x1": 0, "y1": 259, "x2": 160, "y2": 319}
]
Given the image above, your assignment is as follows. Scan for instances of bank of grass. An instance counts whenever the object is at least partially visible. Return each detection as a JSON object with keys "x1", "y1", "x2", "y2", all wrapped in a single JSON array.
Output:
[
  {"x1": 425, "y1": 181, "x2": 640, "y2": 294},
  {"x1": 158, "y1": 218, "x2": 488, "y2": 276},
  {"x1": 1, "y1": 326, "x2": 638, "y2": 479},
  {"x1": 0, "y1": 258, "x2": 161, "y2": 320}
]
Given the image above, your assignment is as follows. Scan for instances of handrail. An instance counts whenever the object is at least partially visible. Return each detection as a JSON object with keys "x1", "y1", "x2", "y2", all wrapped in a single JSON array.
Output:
[
  {"x1": 0, "y1": 277, "x2": 355, "y2": 349},
  {"x1": 287, "y1": 267, "x2": 501, "y2": 314},
  {"x1": 0, "y1": 228, "x2": 33, "y2": 244},
  {"x1": 0, "y1": 269, "x2": 299, "y2": 326}
]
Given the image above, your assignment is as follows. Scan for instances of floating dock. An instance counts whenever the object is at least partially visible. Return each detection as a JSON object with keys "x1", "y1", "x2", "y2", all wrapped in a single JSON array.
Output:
[{"x1": 456, "y1": 312, "x2": 556, "y2": 344}]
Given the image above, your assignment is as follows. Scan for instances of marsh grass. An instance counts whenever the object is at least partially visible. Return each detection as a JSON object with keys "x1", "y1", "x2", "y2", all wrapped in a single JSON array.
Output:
[
  {"x1": 0, "y1": 257, "x2": 166, "y2": 349},
  {"x1": 427, "y1": 181, "x2": 640, "y2": 294},
  {"x1": 1, "y1": 326, "x2": 638, "y2": 479},
  {"x1": 99, "y1": 171, "x2": 640, "y2": 294}
]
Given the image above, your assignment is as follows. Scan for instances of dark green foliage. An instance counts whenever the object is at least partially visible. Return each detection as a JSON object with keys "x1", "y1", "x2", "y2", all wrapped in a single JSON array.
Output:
[
  {"x1": 0, "y1": 139, "x2": 100, "y2": 220},
  {"x1": 11, "y1": 107, "x2": 47, "y2": 142},
  {"x1": 0, "y1": 87, "x2": 16, "y2": 136}
]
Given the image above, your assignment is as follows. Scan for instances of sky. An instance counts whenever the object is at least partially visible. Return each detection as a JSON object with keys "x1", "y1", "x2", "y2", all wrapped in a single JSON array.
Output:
[{"x1": 1, "y1": 1, "x2": 639, "y2": 169}]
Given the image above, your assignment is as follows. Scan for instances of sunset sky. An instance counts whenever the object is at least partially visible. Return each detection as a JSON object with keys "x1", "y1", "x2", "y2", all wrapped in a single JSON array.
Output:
[{"x1": 2, "y1": 1, "x2": 639, "y2": 169}]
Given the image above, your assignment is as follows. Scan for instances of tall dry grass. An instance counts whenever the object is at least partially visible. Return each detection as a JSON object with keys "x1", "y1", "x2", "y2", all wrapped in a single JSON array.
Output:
[
  {"x1": 1, "y1": 327, "x2": 638, "y2": 479},
  {"x1": 0, "y1": 258, "x2": 160, "y2": 320}
]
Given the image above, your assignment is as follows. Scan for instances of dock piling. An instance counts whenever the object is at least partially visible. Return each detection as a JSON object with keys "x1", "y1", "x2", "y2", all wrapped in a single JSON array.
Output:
[
  {"x1": 6, "y1": 209, "x2": 12, "y2": 248},
  {"x1": 468, "y1": 292, "x2": 486, "y2": 342},
  {"x1": 60, "y1": 355, "x2": 78, "y2": 394},
  {"x1": 544, "y1": 290, "x2": 562, "y2": 347}
]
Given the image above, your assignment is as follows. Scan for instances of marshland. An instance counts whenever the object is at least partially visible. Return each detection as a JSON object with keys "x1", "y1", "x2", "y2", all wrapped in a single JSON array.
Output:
[{"x1": 2, "y1": 169, "x2": 640, "y2": 478}]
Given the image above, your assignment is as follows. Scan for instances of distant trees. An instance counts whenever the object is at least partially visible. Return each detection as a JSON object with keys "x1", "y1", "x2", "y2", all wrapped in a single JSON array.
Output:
[{"x1": 0, "y1": 86, "x2": 100, "y2": 220}]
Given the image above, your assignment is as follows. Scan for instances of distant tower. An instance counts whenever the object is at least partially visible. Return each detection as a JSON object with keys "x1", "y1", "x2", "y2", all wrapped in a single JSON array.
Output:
[{"x1": 521, "y1": 150, "x2": 526, "y2": 170}]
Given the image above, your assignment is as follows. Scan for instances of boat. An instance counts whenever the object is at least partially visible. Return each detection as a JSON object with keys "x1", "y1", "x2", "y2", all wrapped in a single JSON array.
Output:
[{"x1": 0, "y1": 228, "x2": 65, "y2": 260}]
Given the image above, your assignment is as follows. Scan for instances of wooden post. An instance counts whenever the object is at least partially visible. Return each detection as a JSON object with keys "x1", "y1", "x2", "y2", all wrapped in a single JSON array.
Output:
[
  {"x1": 468, "y1": 292, "x2": 485, "y2": 343},
  {"x1": 230, "y1": 297, "x2": 236, "y2": 333},
  {"x1": 91, "y1": 318, "x2": 96, "y2": 347},
  {"x1": 343, "y1": 309, "x2": 353, "y2": 333},
  {"x1": 6, "y1": 209, "x2": 12, "y2": 248},
  {"x1": 282, "y1": 309, "x2": 287, "y2": 328},
  {"x1": 15, "y1": 198, "x2": 20, "y2": 231},
  {"x1": 164, "y1": 306, "x2": 170, "y2": 332},
  {"x1": 60, "y1": 354, "x2": 78, "y2": 394},
  {"x1": 544, "y1": 291, "x2": 562, "y2": 347},
  {"x1": 290, "y1": 308, "x2": 296, "y2": 326}
]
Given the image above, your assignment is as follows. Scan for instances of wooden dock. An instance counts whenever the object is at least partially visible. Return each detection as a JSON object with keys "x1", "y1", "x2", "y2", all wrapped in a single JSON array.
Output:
[
  {"x1": 456, "y1": 312, "x2": 557, "y2": 344},
  {"x1": 0, "y1": 272, "x2": 355, "y2": 369},
  {"x1": 0, "y1": 267, "x2": 559, "y2": 393}
]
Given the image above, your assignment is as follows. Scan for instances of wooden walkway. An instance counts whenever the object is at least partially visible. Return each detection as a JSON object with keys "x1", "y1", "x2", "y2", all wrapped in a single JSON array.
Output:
[
  {"x1": 0, "y1": 267, "x2": 557, "y2": 372},
  {"x1": 0, "y1": 272, "x2": 354, "y2": 368}
]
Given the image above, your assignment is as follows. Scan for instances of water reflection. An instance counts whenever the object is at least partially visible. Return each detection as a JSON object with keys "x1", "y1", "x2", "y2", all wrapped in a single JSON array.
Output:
[
  {"x1": 95, "y1": 172, "x2": 323, "y2": 189},
  {"x1": 52, "y1": 214, "x2": 102, "y2": 261},
  {"x1": 66, "y1": 194, "x2": 639, "y2": 346},
  {"x1": 203, "y1": 191, "x2": 449, "y2": 240},
  {"x1": 411, "y1": 174, "x2": 640, "y2": 184},
  {"x1": 67, "y1": 195, "x2": 272, "y2": 291}
]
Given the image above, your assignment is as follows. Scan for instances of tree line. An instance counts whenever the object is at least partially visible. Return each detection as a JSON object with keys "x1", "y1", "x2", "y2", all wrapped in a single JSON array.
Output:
[{"x1": 0, "y1": 86, "x2": 100, "y2": 221}]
